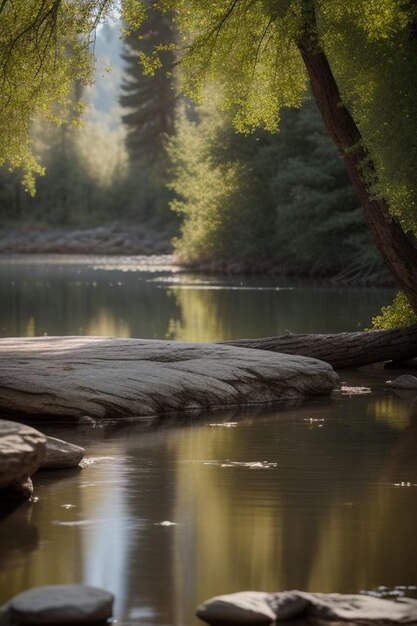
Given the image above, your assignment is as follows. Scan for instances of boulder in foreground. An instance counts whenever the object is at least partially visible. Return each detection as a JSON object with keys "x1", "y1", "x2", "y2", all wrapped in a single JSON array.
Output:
[
  {"x1": 39, "y1": 436, "x2": 85, "y2": 470},
  {"x1": 0, "y1": 337, "x2": 338, "y2": 420},
  {"x1": 0, "y1": 420, "x2": 46, "y2": 496},
  {"x1": 0, "y1": 584, "x2": 113, "y2": 625},
  {"x1": 389, "y1": 374, "x2": 417, "y2": 389},
  {"x1": 196, "y1": 590, "x2": 417, "y2": 624}
]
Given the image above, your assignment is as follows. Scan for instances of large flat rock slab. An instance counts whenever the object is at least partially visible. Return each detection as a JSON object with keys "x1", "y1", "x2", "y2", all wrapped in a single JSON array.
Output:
[{"x1": 0, "y1": 337, "x2": 338, "y2": 420}]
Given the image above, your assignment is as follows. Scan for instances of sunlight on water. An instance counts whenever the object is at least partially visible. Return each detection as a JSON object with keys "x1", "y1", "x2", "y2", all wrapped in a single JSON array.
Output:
[
  {"x1": 340, "y1": 385, "x2": 371, "y2": 395},
  {"x1": 0, "y1": 257, "x2": 416, "y2": 626},
  {"x1": 195, "y1": 460, "x2": 278, "y2": 469},
  {"x1": 0, "y1": 254, "x2": 394, "y2": 339},
  {"x1": 0, "y1": 386, "x2": 416, "y2": 625}
]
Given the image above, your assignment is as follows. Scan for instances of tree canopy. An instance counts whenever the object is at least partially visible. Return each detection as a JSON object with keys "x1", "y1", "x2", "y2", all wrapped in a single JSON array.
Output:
[
  {"x1": 0, "y1": 1, "x2": 117, "y2": 192},
  {"x1": 1, "y1": 0, "x2": 417, "y2": 316},
  {"x1": 2, "y1": 1, "x2": 416, "y2": 220},
  {"x1": 131, "y1": 0, "x2": 417, "y2": 232}
]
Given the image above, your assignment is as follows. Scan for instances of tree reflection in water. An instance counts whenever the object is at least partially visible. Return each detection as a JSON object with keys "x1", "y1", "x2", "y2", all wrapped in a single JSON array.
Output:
[
  {"x1": 0, "y1": 501, "x2": 39, "y2": 571},
  {"x1": 0, "y1": 391, "x2": 416, "y2": 626},
  {"x1": 0, "y1": 259, "x2": 414, "y2": 626},
  {"x1": 170, "y1": 396, "x2": 417, "y2": 624}
]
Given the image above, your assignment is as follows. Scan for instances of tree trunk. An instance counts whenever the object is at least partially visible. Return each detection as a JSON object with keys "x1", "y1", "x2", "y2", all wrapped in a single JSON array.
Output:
[
  {"x1": 297, "y1": 2, "x2": 417, "y2": 313},
  {"x1": 221, "y1": 324, "x2": 417, "y2": 369}
]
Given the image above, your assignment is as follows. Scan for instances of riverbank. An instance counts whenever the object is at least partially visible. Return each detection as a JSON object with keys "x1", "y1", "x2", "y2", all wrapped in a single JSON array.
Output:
[
  {"x1": 0, "y1": 224, "x2": 392, "y2": 286},
  {"x1": 178, "y1": 258, "x2": 392, "y2": 286},
  {"x1": 0, "y1": 223, "x2": 173, "y2": 255}
]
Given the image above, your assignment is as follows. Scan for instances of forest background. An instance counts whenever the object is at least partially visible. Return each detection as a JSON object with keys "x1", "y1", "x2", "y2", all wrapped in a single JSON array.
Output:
[{"x1": 0, "y1": 10, "x2": 388, "y2": 282}]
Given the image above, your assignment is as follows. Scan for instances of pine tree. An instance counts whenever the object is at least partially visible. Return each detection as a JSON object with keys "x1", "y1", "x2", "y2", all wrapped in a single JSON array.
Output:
[
  {"x1": 119, "y1": 5, "x2": 177, "y2": 226},
  {"x1": 120, "y1": 6, "x2": 176, "y2": 162}
]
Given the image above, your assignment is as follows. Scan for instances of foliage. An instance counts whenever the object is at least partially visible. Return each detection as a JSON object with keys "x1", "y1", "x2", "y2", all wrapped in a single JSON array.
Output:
[
  {"x1": 123, "y1": 0, "x2": 417, "y2": 236},
  {"x1": 3, "y1": 1, "x2": 417, "y2": 225},
  {"x1": 120, "y1": 159, "x2": 177, "y2": 228},
  {"x1": 168, "y1": 99, "x2": 274, "y2": 263},
  {"x1": 124, "y1": 0, "x2": 308, "y2": 133},
  {"x1": 169, "y1": 96, "x2": 381, "y2": 274},
  {"x1": 372, "y1": 292, "x2": 417, "y2": 329},
  {"x1": 0, "y1": 0, "x2": 115, "y2": 192},
  {"x1": 0, "y1": 118, "x2": 128, "y2": 227},
  {"x1": 3, "y1": 2, "x2": 416, "y2": 207},
  {"x1": 320, "y1": 2, "x2": 417, "y2": 233}
]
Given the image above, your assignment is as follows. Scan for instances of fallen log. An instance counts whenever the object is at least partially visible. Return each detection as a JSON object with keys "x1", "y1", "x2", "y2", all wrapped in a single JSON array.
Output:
[
  {"x1": 0, "y1": 336, "x2": 337, "y2": 420},
  {"x1": 221, "y1": 324, "x2": 417, "y2": 369}
]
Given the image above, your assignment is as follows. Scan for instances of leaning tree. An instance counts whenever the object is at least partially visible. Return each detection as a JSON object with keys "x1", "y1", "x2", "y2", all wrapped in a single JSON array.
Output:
[
  {"x1": 1, "y1": 0, "x2": 417, "y2": 367},
  {"x1": 127, "y1": 0, "x2": 417, "y2": 367},
  {"x1": 134, "y1": 0, "x2": 417, "y2": 313}
]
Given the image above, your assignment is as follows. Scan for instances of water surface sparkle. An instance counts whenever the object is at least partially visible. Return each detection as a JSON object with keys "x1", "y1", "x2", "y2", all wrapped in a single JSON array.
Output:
[{"x1": 0, "y1": 256, "x2": 415, "y2": 625}]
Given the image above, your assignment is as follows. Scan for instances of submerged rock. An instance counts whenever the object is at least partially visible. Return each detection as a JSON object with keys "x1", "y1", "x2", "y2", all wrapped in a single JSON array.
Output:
[
  {"x1": 196, "y1": 590, "x2": 417, "y2": 625},
  {"x1": 39, "y1": 436, "x2": 85, "y2": 470},
  {"x1": 388, "y1": 374, "x2": 417, "y2": 389},
  {"x1": 0, "y1": 420, "x2": 46, "y2": 497},
  {"x1": 197, "y1": 592, "x2": 274, "y2": 625},
  {"x1": 0, "y1": 584, "x2": 113, "y2": 625},
  {"x1": 78, "y1": 415, "x2": 97, "y2": 426}
]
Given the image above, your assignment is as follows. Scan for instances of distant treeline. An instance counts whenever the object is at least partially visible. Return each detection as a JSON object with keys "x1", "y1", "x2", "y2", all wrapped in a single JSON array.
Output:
[
  {"x1": 0, "y1": 10, "x2": 384, "y2": 280},
  {"x1": 170, "y1": 99, "x2": 385, "y2": 279}
]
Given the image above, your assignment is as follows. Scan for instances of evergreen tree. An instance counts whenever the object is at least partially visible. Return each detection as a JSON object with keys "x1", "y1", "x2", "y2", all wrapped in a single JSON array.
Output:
[
  {"x1": 119, "y1": 4, "x2": 177, "y2": 226},
  {"x1": 120, "y1": 6, "x2": 176, "y2": 161}
]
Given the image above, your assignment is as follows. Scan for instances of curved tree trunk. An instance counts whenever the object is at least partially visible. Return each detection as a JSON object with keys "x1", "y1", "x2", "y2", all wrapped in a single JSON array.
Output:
[
  {"x1": 221, "y1": 325, "x2": 417, "y2": 369},
  {"x1": 297, "y1": 2, "x2": 417, "y2": 313}
]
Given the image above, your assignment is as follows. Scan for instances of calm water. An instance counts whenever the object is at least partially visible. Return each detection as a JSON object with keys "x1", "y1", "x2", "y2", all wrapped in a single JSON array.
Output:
[
  {"x1": 0, "y1": 255, "x2": 416, "y2": 625},
  {"x1": 0, "y1": 254, "x2": 395, "y2": 339}
]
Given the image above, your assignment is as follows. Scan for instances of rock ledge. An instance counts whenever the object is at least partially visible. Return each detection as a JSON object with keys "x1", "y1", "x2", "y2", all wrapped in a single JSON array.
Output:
[
  {"x1": 0, "y1": 337, "x2": 338, "y2": 419},
  {"x1": 196, "y1": 590, "x2": 417, "y2": 625}
]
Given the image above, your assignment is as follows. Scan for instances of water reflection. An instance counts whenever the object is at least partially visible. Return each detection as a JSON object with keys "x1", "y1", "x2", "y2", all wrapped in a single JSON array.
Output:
[
  {"x1": 171, "y1": 402, "x2": 417, "y2": 622},
  {"x1": 0, "y1": 446, "x2": 131, "y2": 617},
  {"x1": 0, "y1": 471, "x2": 84, "y2": 600},
  {"x1": 167, "y1": 282, "x2": 392, "y2": 340},
  {"x1": 0, "y1": 501, "x2": 39, "y2": 571},
  {"x1": 0, "y1": 390, "x2": 415, "y2": 626},
  {"x1": 0, "y1": 255, "x2": 394, "y2": 339},
  {"x1": 0, "y1": 257, "x2": 415, "y2": 626}
]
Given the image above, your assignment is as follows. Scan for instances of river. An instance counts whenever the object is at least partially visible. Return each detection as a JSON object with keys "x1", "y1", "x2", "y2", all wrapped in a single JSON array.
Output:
[{"x1": 0, "y1": 255, "x2": 416, "y2": 625}]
